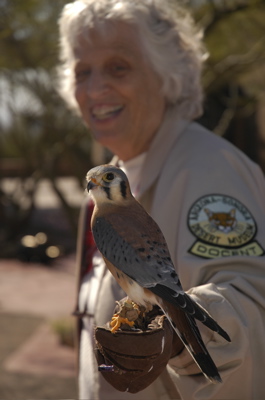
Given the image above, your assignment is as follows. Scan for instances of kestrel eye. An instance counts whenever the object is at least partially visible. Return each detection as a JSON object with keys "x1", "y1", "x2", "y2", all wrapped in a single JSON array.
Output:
[{"x1": 103, "y1": 172, "x2": 115, "y2": 182}]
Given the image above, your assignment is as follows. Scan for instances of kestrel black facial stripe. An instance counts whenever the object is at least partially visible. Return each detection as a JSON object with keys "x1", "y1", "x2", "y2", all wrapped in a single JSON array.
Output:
[
  {"x1": 103, "y1": 186, "x2": 112, "y2": 200},
  {"x1": 120, "y1": 180, "x2": 127, "y2": 198}
]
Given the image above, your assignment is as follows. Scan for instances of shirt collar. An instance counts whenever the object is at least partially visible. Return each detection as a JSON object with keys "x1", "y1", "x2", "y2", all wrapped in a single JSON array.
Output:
[
  {"x1": 110, "y1": 105, "x2": 190, "y2": 198},
  {"x1": 138, "y1": 106, "x2": 189, "y2": 197},
  {"x1": 118, "y1": 152, "x2": 147, "y2": 197}
]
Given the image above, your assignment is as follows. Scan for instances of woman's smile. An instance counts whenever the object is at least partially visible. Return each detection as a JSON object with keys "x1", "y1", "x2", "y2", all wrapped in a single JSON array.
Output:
[{"x1": 74, "y1": 21, "x2": 165, "y2": 161}]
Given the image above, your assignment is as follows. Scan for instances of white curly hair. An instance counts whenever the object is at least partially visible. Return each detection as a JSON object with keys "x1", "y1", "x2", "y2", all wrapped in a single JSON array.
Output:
[{"x1": 57, "y1": 0, "x2": 207, "y2": 120}]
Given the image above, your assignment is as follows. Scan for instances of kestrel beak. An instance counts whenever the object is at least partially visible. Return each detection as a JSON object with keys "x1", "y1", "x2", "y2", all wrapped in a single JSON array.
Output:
[{"x1": 87, "y1": 178, "x2": 98, "y2": 192}]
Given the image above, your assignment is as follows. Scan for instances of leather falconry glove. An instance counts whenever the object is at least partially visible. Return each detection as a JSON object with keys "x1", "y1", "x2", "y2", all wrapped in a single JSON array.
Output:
[{"x1": 94, "y1": 299, "x2": 184, "y2": 393}]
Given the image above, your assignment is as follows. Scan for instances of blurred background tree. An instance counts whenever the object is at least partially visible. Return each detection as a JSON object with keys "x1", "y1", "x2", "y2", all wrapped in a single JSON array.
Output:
[
  {"x1": 0, "y1": 0, "x2": 93, "y2": 257},
  {"x1": 0, "y1": 0, "x2": 265, "y2": 259},
  {"x1": 193, "y1": 0, "x2": 265, "y2": 163}
]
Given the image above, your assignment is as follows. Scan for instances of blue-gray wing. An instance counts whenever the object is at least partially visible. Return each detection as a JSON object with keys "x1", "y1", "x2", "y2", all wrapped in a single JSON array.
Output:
[{"x1": 92, "y1": 214, "x2": 182, "y2": 293}]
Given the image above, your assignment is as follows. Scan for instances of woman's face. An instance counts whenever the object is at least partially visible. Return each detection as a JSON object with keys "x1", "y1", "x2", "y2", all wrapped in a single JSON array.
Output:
[{"x1": 74, "y1": 21, "x2": 166, "y2": 161}]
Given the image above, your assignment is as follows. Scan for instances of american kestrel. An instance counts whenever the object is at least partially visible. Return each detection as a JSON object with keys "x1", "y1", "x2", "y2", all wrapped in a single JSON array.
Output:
[{"x1": 86, "y1": 164, "x2": 231, "y2": 383}]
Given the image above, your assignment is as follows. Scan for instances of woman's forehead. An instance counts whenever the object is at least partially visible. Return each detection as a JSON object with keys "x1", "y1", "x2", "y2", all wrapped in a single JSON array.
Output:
[{"x1": 73, "y1": 20, "x2": 145, "y2": 59}]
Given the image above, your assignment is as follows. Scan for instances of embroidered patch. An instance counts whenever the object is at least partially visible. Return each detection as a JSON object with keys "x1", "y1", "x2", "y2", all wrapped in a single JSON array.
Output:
[{"x1": 187, "y1": 194, "x2": 264, "y2": 259}]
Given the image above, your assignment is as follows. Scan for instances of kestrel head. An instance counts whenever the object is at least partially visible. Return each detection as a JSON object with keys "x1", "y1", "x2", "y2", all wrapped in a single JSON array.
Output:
[{"x1": 86, "y1": 165, "x2": 132, "y2": 204}]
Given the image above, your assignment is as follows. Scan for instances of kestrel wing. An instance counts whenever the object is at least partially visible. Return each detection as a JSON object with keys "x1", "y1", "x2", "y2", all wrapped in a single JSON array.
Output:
[{"x1": 92, "y1": 204, "x2": 181, "y2": 291}]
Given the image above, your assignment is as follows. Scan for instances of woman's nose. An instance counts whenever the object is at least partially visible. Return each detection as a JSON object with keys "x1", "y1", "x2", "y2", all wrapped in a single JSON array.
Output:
[{"x1": 86, "y1": 70, "x2": 109, "y2": 98}]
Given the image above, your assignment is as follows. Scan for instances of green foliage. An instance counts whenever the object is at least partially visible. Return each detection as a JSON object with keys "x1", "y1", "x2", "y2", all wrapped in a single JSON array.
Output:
[
  {"x1": 0, "y1": 0, "x2": 94, "y2": 248},
  {"x1": 0, "y1": 0, "x2": 65, "y2": 70},
  {"x1": 190, "y1": 0, "x2": 265, "y2": 148},
  {"x1": 201, "y1": 1, "x2": 265, "y2": 95}
]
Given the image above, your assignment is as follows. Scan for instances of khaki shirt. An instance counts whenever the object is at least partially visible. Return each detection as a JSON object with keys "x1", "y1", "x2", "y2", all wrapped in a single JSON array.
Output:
[{"x1": 77, "y1": 106, "x2": 265, "y2": 399}]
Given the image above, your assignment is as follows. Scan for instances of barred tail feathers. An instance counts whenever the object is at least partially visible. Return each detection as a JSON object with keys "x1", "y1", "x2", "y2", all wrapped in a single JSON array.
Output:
[{"x1": 161, "y1": 300, "x2": 222, "y2": 384}]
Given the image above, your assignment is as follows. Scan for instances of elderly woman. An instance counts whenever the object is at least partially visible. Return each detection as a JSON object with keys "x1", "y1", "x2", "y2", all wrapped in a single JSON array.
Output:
[{"x1": 57, "y1": 0, "x2": 265, "y2": 399}]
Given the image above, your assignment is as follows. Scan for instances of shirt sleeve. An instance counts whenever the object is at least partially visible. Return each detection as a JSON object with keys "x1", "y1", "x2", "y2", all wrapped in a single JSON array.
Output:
[
  {"x1": 168, "y1": 277, "x2": 254, "y2": 399},
  {"x1": 150, "y1": 128, "x2": 265, "y2": 399}
]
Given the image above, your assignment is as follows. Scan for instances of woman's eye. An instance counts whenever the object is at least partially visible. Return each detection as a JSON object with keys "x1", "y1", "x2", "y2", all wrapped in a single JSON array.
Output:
[
  {"x1": 109, "y1": 63, "x2": 129, "y2": 76},
  {"x1": 75, "y1": 69, "x2": 91, "y2": 82},
  {"x1": 113, "y1": 65, "x2": 125, "y2": 71}
]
